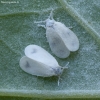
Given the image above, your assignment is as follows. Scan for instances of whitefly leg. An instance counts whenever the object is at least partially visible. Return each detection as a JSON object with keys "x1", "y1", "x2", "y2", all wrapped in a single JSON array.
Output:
[
  {"x1": 34, "y1": 20, "x2": 46, "y2": 29},
  {"x1": 57, "y1": 75, "x2": 63, "y2": 86},
  {"x1": 34, "y1": 20, "x2": 46, "y2": 24},
  {"x1": 61, "y1": 62, "x2": 69, "y2": 70},
  {"x1": 57, "y1": 62, "x2": 69, "y2": 86},
  {"x1": 57, "y1": 76, "x2": 60, "y2": 86},
  {"x1": 37, "y1": 24, "x2": 46, "y2": 29},
  {"x1": 58, "y1": 77, "x2": 60, "y2": 86}
]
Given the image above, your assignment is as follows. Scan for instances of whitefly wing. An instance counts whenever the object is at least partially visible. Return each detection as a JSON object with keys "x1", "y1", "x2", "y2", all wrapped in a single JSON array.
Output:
[
  {"x1": 25, "y1": 45, "x2": 59, "y2": 68},
  {"x1": 20, "y1": 56, "x2": 57, "y2": 77},
  {"x1": 54, "y1": 21, "x2": 79, "y2": 51},
  {"x1": 46, "y1": 27, "x2": 70, "y2": 58}
]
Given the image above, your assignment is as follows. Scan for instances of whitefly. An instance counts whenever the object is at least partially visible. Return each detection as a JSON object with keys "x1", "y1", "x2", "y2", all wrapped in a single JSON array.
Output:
[
  {"x1": 34, "y1": 10, "x2": 79, "y2": 58},
  {"x1": 20, "y1": 45, "x2": 68, "y2": 86}
]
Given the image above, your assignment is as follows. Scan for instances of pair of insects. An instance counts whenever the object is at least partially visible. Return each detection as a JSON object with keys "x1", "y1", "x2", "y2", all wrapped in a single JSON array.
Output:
[{"x1": 20, "y1": 10, "x2": 79, "y2": 86}]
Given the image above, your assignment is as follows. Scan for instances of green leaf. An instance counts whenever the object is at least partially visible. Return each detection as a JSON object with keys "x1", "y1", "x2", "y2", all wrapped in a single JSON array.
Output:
[{"x1": 0, "y1": 0, "x2": 100, "y2": 99}]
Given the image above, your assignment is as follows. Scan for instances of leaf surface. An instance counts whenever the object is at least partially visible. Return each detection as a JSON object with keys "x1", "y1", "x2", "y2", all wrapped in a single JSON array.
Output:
[{"x1": 0, "y1": 0, "x2": 100, "y2": 98}]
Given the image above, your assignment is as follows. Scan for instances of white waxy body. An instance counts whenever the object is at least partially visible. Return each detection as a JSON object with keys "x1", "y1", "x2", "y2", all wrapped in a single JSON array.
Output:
[
  {"x1": 20, "y1": 45, "x2": 62, "y2": 77},
  {"x1": 35, "y1": 10, "x2": 79, "y2": 58},
  {"x1": 46, "y1": 21, "x2": 79, "y2": 52},
  {"x1": 45, "y1": 19, "x2": 79, "y2": 58}
]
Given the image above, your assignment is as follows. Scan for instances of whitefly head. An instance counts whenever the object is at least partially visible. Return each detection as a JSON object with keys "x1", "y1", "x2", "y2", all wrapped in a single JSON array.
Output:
[
  {"x1": 51, "y1": 66, "x2": 63, "y2": 86},
  {"x1": 46, "y1": 19, "x2": 55, "y2": 28},
  {"x1": 52, "y1": 64, "x2": 68, "y2": 86},
  {"x1": 52, "y1": 67, "x2": 62, "y2": 76}
]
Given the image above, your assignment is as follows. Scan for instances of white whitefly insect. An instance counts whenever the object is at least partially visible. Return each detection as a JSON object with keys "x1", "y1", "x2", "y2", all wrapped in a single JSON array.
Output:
[
  {"x1": 34, "y1": 10, "x2": 79, "y2": 58},
  {"x1": 20, "y1": 45, "x2": 68, "y2": 86}
]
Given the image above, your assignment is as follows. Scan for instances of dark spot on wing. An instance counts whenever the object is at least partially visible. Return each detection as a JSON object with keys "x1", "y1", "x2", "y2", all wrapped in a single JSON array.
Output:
[
  {"x1": 31, "y1": 48, "x2": 37, "y2": 54},
  {"x1": 25, "y1": 61, "x2": 31, "y2": 68},
  {"x1": 51, "y1": 37, "x2": 60, "y2": 47},
  {"x1": 67, "y1": 32, "x2": 70, "y2": 36},
  {"x1": 71, "y1": 40, "x2": 76, "y2": 47}
]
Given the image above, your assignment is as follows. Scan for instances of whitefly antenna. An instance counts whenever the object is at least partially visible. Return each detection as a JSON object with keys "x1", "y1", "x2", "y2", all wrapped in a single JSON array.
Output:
[
  {"x1": 34, "y1": 9, "x2": 54, "y2": 24},
  {"x1": 48, "y1": 9, "x2": 54, "y2": 20},
  {"x1": 34, "y1": 9, "x2": 54, "y2": 29},
  {"x1": 57, "y1": 62, "x2": 69, "y2": 86}
]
